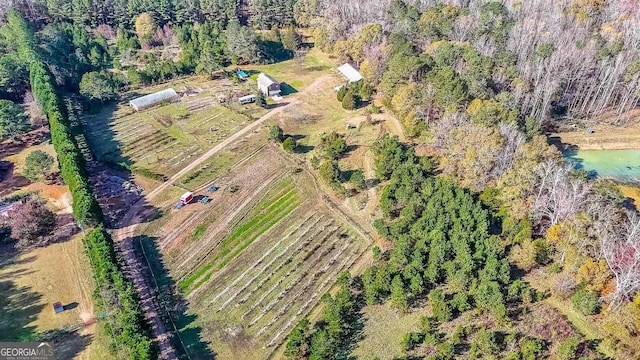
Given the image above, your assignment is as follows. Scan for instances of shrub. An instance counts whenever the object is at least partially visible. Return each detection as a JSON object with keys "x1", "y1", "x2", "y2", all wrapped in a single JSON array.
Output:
[
  {"x1": 571, "y1": 289, "x2": 599, "y2": 315},
  {"x1": 521, "y1": 337, "x2": 545, "y2": 360},
  {"x1": 23, "y1": 150, "x2": 54, "y2": 182},
  {"x1": 282, "y1": 137, "x2": 296, "y2": 152},
  {"x1": 337, "y1": 86, "x2": 347, "y2": 102},
  {"x1": 548, "y1": 263, "x2": 562, "y2": 273},
  {"x1": 555, "y1": 337, "x2": 580, "y2": 360},
  {"x1": 400, "y1": 332, "x2": 424, "y2": 351},
  {"x1": 349, "y1": 170, "x2": 365, "y2": 191},
  {"x1": 341, "y1": 89, "x2": 361, "y2": 110},
  {"x1": 269, "y1": 125, "x2": 284, "y2": 142}
]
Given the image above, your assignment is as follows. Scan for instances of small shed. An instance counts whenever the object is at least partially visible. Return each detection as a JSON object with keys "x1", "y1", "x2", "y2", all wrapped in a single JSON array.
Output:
[
  {"x1": 53, "y1": 302, "x2": 64, "y2": 314},
  {"x1": 337, "y1": 63, "x2": 363, "y2": 83},
  {"x1": 180, "y1": 192, "x2": 193, "y2": 205},
  {"x1": 129, "y1": 88, "x2": 179, "y2": 112},
  {"x1": 257, "y1": 73, "x2": 281, "y2": 97}
]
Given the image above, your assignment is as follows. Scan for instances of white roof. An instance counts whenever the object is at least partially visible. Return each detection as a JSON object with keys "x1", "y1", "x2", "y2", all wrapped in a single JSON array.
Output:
[
  {"x1": 338, "y1": 63, "x2": 363, "y2": 82},
  {"x1": 129, "y1": 88, "x2": 178, "y2": 109},
  {"x1": 239, "y1": 94, "x2": 256, "y2": 100},
  {"x1": 257, "y1": 73, "x2": 277, "y2": 88},
  {"x1": 180, "y1": 192, "x2": 193, "y2": 200}
]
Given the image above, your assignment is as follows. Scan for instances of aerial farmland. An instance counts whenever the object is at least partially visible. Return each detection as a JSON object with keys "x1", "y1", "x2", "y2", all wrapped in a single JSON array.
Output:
[{"x1": 138, "y1": 146, "x2": 369, "y2": 358}]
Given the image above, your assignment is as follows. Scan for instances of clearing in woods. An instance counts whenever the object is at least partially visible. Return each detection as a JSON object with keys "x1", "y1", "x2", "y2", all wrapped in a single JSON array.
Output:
[{"x1": 138, "y1": 146, "x2": 369, "y2": 359}]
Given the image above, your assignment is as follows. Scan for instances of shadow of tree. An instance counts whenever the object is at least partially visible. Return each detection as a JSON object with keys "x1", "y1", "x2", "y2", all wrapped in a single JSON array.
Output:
[
  {"x1": 43, "y1": 328, "x2": 93, "y2": 359},
  {"x1": 0, "y1": 280, "x2": 43, "y2": 341},
  {"x1": 134, "y1": 235, "x2": 214, "y2": 359}
]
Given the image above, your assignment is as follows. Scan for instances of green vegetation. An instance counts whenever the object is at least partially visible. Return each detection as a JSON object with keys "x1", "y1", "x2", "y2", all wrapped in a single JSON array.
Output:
[
  {"x1": 571, "y1": 289, "x2": 600, "y2": 315},
  {"x1": 191, "y1": 224, "x2": 208, "y2": 240},
  {"x1": 23, "y1": 150, "x2": 54, "y2": 182},
  {"x1": 3, "y1": 11, "x2": 152, "y2": 359},
  {"x1": 79, "y1": 71, "x2": 118, "y2": 102},
  {"x1": 284, "y1": 272, "x2": 358, "y2": 359},
  {"x1": 83, "y1": 228, "x2": 153, "y2": 359},
  {"x1": 6, "y1": 11, "x2": 103, "y2": 227},
  {"x1": 0, "y1": 99, "x2": 29, "y2": 140},
  {"x1": 319, "y1": 132, "x2": 347, "y2": 159},
  {"x1": 180, "y1": 180, "x2": 302, "y2": 292}
]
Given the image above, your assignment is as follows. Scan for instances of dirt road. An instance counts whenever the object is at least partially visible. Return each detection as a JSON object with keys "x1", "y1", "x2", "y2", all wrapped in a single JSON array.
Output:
[{"x1": 111, "y1": 75, "x2": 332, "y2": 359}]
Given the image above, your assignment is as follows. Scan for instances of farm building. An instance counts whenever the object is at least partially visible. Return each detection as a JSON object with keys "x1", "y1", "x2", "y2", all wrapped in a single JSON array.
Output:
[
  {"x1": 129, "y1": 88, "x2": 179, "y2": 112},
  {"x1": 337, "y1": 63, "x2": 363, "y2": 83},
  {"x1": 257, "y1": 73, "x2": 281, "y2": 97}
]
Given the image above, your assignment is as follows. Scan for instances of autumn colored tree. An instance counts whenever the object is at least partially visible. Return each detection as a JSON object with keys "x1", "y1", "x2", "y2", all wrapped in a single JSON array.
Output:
[{"x1": 6, "y1": 199, "x2": 56, "y2": 246}]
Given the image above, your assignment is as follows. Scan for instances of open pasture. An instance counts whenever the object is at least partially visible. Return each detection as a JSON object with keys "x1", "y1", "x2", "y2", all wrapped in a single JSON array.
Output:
[
  {"x1": 79, "y1": 76, "x2": 265, "y2": 178},
  {"x1": 140, "y1": 146, "x2": 369, "y2": 358}
]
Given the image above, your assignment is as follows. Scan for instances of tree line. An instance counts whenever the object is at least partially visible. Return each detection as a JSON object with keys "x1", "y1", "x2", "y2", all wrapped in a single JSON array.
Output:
[
  {"x1": 3, "y1": 10, "x2": 153, "y2": 359},
  {"x1": 3, "y1": 0, "x2": 296, "y2": 30},
  {"x1": 306, "y1": 0, "x2": 639, "y2": 127}
]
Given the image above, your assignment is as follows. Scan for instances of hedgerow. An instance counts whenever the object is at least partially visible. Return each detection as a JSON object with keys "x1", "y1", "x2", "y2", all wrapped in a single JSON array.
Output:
[{"x1": 6, "y1": 10, "x2": 153, "y2": 359}]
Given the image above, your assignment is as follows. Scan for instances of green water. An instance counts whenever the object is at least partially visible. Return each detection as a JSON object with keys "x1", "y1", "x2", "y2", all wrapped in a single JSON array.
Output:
[{"x1": 564, "y1": 149, "x2": 640, "y2": 183}]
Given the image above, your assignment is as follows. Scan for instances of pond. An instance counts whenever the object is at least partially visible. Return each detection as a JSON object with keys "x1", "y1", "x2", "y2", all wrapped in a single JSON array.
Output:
[{"x1": 563, "y1": 149, "x2": 640, "y2": 184}]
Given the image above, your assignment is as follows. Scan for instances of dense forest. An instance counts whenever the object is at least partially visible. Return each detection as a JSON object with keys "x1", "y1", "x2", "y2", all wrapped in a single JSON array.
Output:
[
  {"x1": 285, "y1": 1, "x2": 640, "y2": 359},
  {"x1": 0, "y1": 0, "x2": 639, "y2": 359}
]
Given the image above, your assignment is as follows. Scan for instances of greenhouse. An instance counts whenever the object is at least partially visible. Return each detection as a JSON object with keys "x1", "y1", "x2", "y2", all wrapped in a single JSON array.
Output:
[{"x1": 129, "y1": 88, "x2": 179, "y2": 111}]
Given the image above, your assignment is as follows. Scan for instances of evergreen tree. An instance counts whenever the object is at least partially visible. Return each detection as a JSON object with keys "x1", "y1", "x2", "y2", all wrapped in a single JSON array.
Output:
[
  {"x1": 391, "y1": 275, "x2": 409, "y2": 313},
  {"x1": 0, "y1": 100, "x2": 30, "y2": 140}
]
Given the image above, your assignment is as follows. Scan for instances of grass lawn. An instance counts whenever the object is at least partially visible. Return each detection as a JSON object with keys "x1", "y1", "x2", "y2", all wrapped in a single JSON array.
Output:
[
  {"x1": 0, "y1": 233, "x2": 110, "y2": 359},
  {"x1": 5, "y1": 141, "x2": 58, "y2": 176},
  {"x1": 241, "y1": 48, "x2": 335, "y2": 91},
  {"x1": 352, "y1": 303, "x2": 430, "y2": 360}
]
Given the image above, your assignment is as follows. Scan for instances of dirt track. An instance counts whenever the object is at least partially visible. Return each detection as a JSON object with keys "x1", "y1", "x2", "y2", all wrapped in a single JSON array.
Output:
[{"x1": 111, "y1": 75, "x2": 332, "y2": 359}]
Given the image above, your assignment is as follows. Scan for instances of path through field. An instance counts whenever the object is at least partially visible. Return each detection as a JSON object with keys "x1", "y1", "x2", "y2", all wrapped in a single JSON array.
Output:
[{"x1": 111, "y1": 75, "x2": 333, "y2": 359}]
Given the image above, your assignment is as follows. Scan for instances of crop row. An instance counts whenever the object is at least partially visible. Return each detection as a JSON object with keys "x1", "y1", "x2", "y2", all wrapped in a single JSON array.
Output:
[
  {"x1": 180, "y1": 180, "x2": 299, "y2": 292},
  {"x1": 210, "y1": 214, "x2": 322, "y2": 308}
]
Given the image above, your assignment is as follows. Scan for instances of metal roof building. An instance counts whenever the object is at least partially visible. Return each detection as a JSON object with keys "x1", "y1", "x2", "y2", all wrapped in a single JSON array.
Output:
[
  {"x1": 337, "y1": 63, "x2": 363, "y2": 83},
  {"x1": 129, "y1": 88, "x2": 179, "y2": 111},
  {"x1": 257, "y1": 73, "x2": 281, "y2": 97}
]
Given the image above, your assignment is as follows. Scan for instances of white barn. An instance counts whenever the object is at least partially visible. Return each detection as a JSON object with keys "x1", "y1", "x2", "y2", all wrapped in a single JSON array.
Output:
[
  {"x1": 257, "y1": 73, "x2": 281, "y2": 97},
  {"x1": 129, "y1": 88, "x2": 179, "y2": 112},
  {"x1": 337, "y1": 63, "x2": 363, "y2": 83}
]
